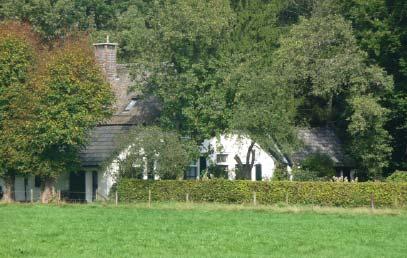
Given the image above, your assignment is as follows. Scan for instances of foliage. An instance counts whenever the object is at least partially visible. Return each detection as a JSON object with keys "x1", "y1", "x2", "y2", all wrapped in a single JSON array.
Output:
[
  {"x1": 29, "y1": 38, "x2": 114, "y2": 180},
  {"x1": 116, "y1": 179, "x2": 407, "y2": 207},
  {"x1": 347, "y1": 96, "x2": 392, "y2": 178},
  {"x1": 0, "y1": 0, "x2": 118, "y2": 41},
  {"x1": 300, "y1": 153, "x2": 336, "y2": 178},
  {"x1": 328, "y1": 0, "x2": 407, "y2": 172},
  {"x1": 133, "y1": 0, "x2": 235, "y2": 141},
  {"x1": 0, "y1": 21, "x2": 39, "y2": 182},
  {"x1": 110, "y1": 126, "x2": 199, "y2": 180},
  {"x1": 272, "y1": 13, "x2": 393, "y2": 177},
  {"x1": 272, "y1": 165, "x2": 290, "y2": 181},
  {"x1": 387, "y1": 171, "x2": 407, "y2": 182},
  {"x1": 292, "y1": 169, "x2": 320, "y2": 182}
]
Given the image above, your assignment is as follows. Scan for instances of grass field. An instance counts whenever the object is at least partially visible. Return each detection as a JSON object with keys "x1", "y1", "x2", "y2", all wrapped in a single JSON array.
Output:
[{"x1": 0, "y1": 203, "x2": 406, "y2": 258}]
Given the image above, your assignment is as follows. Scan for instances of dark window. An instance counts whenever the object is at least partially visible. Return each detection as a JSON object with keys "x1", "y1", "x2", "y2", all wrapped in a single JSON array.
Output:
[
  {"x1": 199, "y1": 157, "x2": 207, "y2": 172},
  {"x1": 185, "y1": 166, "x2": 198, "y2": 179},
  {"x1": 216, "y1": 154, "x2": 228, "y2": 163},
  {"x1": 255, "y1": 164, "x2": 262, "y2": 181},
  {"x1": 92, "y1": 171, "x2": 98, "y2": 201},
  {"x1": 34, "y1": 176, "x2": 41, "y2": 188}
]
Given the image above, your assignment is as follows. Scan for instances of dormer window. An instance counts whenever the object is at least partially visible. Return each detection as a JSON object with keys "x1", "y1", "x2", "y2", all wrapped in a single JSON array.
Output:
[{"x1": 124, "y1": 98, "x2": 138, "y2": 111}]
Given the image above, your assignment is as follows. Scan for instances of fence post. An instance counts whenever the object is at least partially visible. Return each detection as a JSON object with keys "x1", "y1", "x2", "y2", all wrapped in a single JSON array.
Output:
[
  {"x1": 186, "y1": 193, "x2": 189, "y2": 203},
  {"x1": 253, "y1": 191, "x2": 257, "y2": 206},
  {"x1": 30, "y1": 189, "x2": 33, "y2": 203},
  {"x1": 115, "y1": 191, "x2": 118, "y2": 206},
  {"x1": 148, "y1": 189, "x2": 152, "y2": 208},
  {"x1": 370, "y1": 192, "x2": 375, "y2": 209},
  {"x1": 58, "y1": 190, "x2": 61, "y2": 204}
]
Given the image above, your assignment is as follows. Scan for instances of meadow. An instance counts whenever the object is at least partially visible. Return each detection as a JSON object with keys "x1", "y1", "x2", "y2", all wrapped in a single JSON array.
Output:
[{"x1": 0, "y1": 203, "x2": 406, "y2": 258}]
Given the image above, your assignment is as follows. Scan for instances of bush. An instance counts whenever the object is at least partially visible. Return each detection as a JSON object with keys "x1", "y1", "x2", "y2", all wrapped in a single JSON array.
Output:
[
  {"x1": 387, "y1": 171, "x2": 407, "y2": 182},
  {"x1": 272, "y1": 165, "x2": 290, "y2": 181},
  {"x1": 300, "y1": 153, "x2": 336, "y2": 178},
  {"x1": 115, "y1": 179, "x2": 407, "y2": 207},
  {"x1": 292, "y1": 168, "x2": 320, "y2": 181}
]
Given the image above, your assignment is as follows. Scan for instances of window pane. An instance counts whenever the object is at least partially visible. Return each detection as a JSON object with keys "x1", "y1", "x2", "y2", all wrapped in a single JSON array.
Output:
[{"x1": 216, "y1": 154, "x2": 228, "y2": 163}]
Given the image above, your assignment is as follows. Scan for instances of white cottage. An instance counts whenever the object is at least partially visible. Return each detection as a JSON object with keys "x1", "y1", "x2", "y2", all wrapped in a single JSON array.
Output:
[{"x1": 189, "y1": 134, "x2": 277, "y2": 181}]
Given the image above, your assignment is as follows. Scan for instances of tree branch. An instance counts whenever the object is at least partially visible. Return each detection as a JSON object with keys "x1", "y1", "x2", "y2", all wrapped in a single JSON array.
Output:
[
  {"x1": 246, "y1": 141, "x2": 255, "y2": 166},
  {"x1": 234, "y1": 154, "x2": 243, "y2": 166}
]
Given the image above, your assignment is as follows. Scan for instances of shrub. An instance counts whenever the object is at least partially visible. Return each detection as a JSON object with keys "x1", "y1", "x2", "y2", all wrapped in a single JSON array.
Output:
[
  {"x1": 387, "y1": 171, "x2": 407, "y2": 182},
  {"x1": 300, "y1": 153, "x2": 336, "y2": 178},
  {"x1": 115, "y1": 179, "x2": 407, "y2": 208},
  {"x1": 272, "y1": 165, "x2": 290, "y2": 181},
  {"x1": 292, "y1": 168, "x2": 320, "y2": 181}
]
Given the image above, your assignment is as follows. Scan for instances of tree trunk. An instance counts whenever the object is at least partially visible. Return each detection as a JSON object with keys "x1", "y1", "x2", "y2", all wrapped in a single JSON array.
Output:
[
  {"x1": 2, "y1": 175, "x2": 15, "y2": 203},
  {"x1": 234, "y1": 141, "x2": 256, "y2": 180},
  {"x1": 40, "y1": 177, "x2": 56, "y2": 203}
]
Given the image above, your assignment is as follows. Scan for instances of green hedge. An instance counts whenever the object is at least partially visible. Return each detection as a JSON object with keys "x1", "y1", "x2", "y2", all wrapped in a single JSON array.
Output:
[{"x1": 116, "y1": 179, "x2": 407, "y2": 208}]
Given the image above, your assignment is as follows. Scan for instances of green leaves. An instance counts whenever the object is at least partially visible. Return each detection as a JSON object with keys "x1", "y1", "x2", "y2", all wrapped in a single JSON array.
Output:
[
  {"x1": 112, "y1": 126, "x2": 199, "y2": 180},
  {"x1": 32, "y1": 40, "x2": 114, "y2": 177},
  {"x1": 272, "y1": 13, "x2": 394, "y2": 177}
]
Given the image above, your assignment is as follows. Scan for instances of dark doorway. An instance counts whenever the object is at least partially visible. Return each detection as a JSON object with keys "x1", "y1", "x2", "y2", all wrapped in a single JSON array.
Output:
[
  {"x1": 335, "y1": 167, "x2": 351, "y2": 180},
  {"x1": 69, "y1": 172, "x2": 86, "y2": 202},
  {"x1": 255, "y1": 164, "x2": 262, "y2": 181},
  {"x1": 199, "y1": 157, "x2": 207, "y2": 172},
  {"x1": 92, "y1": 171, "x2": 98, "y2": 201}
]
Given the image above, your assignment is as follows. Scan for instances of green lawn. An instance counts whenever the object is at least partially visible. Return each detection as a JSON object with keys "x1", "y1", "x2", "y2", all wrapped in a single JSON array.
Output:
[{"x1": 0, "y1": 203, "x2": 406, "y2": 258}]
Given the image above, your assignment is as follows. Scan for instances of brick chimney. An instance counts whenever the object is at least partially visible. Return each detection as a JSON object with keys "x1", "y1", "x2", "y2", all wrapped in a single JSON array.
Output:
[{"x1": 93, "y1": 36, "x2": 118, "y2": 82}]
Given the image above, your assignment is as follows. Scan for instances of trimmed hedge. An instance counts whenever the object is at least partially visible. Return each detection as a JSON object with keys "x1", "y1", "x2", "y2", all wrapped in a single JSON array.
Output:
[{"x1": 116, "y1": 179, "x2": 407, "y2": 208}]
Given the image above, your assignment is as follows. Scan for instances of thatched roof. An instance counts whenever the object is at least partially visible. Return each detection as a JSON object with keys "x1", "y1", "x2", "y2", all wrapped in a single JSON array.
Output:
[{"x1": 291, "y1": 127, "x2": 354, "y2": 167}]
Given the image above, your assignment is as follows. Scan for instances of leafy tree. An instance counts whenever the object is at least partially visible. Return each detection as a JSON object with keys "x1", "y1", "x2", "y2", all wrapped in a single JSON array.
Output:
[
  {"x1": 335, "y1": 0, "x2": 407, "y2": 172},
  {"x1": 300, "y1": 153, "x2": 335, "y2": 179},
  {"x1": 0, "y1": 22, "x2": 39, "y2": 201},
  {"x1": 31, "y1": 38, "x2": 114, "y2": 202},
  {"x1": 111, "y1": 126, "x2": 199, "y2": 180},
  {"x1": 0, "y1": 0, "x2": 117, "y2": 41},
  {"x1": 272, "y1": 14, "x2": 393, "y2": 178}
]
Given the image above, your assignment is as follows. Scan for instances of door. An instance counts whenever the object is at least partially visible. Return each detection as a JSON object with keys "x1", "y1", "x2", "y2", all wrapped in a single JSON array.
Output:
[
  {"x1": 69, "y1": 172, "x2": 86, "y2": 202},
  {"x1": 92, "y1": 171, "x2": 98, "y2": 201},
  {"x1": 255, "y1": 164, "x2": 262, "y2": 181}
]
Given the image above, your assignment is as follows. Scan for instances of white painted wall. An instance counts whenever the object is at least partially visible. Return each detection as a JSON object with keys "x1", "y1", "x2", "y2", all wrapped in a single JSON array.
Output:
[
  {"x1": 85, "y1": 172, "x2": 93, "y2": 203},
  {"x1": 0, "y1": 175, "x2": 42, "y2": 201},
  {"x1": 201, "y1": 134, "x2": 276, "y2": 181}
]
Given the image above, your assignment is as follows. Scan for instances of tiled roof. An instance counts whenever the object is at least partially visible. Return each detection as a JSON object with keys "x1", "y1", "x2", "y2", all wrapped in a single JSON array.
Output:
[
  {"x1": 292, "y1": 127, "x2": 353, "y2": 167},
  {"x1": 80, "y1": 125, "x2": 132, "y2": 167}
]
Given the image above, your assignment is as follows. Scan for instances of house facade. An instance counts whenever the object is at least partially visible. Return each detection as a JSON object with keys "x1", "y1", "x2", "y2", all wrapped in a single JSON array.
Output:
[{"x1": 192, "y1": 134, "x2": 276, "y2": 181}]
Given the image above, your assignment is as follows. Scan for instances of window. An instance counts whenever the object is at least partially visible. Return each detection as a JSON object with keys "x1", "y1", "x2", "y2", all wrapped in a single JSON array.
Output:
[
  {"x1": 34, "y1": 176, "x2": 41, "y2": 188},
  {"x1": 185, "y1": 166, "x2": 198, "y2": 179},
  {"x1": 124, "y1": 97, "x2": 138, "y2": 111},
  {"x1": 92, "y1": 171, "x2": 98, "y2": 201},
  {"x1": 216, "y1": 154, "x2": 228, "y2": 163},
  {"x1": 255, "y1": 164, "x2": 262, "y2": 181}
]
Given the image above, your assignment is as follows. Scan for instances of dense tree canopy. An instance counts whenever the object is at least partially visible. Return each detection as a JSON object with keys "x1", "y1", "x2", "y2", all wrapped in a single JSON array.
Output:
[{"x1": 0, "y1": 22, "x2": 39, "y2": 201}]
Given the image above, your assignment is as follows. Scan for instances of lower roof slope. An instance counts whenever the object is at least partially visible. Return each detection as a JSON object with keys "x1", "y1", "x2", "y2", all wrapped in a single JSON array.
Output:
[
  {"x1": 80, "y1": 125, "x2": 132, "y2": 167},
  {"x1": 292, "y1": 127, "x2": 353, "y2": 167}
]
